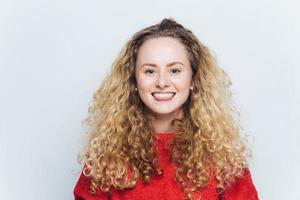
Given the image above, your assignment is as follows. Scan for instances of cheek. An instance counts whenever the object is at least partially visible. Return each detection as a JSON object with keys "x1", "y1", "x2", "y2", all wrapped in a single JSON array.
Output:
[
  {"x1": 136, "y1": 76, "x2": 153, "y2": 91},
  {"x1": 174, "y1": 75, "x2": 192, "y2": 90}
]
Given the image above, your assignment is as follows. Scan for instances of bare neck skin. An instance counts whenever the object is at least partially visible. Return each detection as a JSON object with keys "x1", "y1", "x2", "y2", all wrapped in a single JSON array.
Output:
[{"x1": 149, "y1": 108, "x2": 183, "y2": 134}]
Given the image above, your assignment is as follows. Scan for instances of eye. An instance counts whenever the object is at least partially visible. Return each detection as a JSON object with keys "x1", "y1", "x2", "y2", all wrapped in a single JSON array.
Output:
[
  {"x1": 145, "y1": 69, "x2": 155, "y2": 74},
  {"x1": 170, "y1": 68, "x2": 181, "y2": 74}
]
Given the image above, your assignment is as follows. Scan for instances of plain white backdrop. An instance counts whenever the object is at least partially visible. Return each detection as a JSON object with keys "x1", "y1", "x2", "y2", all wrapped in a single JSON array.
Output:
[{"x1": 0, "y1": 0, "x2": 299, "y2": 199}]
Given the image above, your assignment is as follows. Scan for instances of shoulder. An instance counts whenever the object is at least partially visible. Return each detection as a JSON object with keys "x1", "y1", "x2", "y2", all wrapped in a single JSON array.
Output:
[
  {"x1": 73, "y1": 170, "x2": 110, "y2": 200},
  {"x1": 220, "y1": 169, "x2": 259, "y2": 200}
]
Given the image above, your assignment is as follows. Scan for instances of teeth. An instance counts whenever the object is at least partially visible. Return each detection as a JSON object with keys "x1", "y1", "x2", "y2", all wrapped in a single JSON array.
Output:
[{"x1": 152, "y1": 92, "x2": 174, "y2": 98}]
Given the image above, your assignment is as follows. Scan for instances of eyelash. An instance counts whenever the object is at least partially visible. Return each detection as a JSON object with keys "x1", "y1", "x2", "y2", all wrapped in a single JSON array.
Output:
[
  {"x1": 145, "y1": 69, "x2": 155, "y2": 74},
  {"x1": 171, "y1": 69, "x2": 181, "y2": 74},
  {"x1": 144, "y1": 68, "x2": 181, "y2": 74}
]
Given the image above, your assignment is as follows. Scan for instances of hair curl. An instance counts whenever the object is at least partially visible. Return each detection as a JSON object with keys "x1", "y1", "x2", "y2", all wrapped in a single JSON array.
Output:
[{"x1": 78, "y1": 18, "x2": 250, "y2": 200}]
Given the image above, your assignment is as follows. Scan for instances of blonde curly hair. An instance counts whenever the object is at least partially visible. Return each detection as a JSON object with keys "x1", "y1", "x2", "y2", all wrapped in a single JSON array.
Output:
[{"x1": 78, "y1": 18, "x2": 249, "y2": 200}]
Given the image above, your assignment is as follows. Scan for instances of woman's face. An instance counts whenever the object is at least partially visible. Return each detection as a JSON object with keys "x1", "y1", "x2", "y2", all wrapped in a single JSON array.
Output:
[{"x1": 135, "y1": 37, "x2": 193, "y2": 118}]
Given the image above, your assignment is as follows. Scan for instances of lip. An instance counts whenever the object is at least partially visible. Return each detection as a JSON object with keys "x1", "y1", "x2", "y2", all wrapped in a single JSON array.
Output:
[{"x1": 151, "y1": 92, "x2": 176, "y2": 101}]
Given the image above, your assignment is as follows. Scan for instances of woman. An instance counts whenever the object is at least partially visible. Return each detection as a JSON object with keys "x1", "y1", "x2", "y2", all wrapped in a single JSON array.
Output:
[{"x1": 73, "y1": 18, "x2": 258, "y2": 200}]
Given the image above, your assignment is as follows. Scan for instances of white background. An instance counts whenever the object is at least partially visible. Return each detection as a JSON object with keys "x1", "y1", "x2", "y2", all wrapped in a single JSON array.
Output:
[{"x1": 0, "y1": 0, "x2": 299, "y2": 199}]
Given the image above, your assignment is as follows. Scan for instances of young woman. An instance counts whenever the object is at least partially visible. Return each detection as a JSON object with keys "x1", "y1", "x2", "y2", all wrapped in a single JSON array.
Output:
[{"x1": 73, "y1": 18, "x2": 258, "y2": 200}]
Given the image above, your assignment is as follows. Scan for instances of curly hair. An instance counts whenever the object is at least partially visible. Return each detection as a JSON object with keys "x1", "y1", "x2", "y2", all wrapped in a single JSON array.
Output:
[{"x1": 78, "y1": 18, "x2": 249, "y2": 200}]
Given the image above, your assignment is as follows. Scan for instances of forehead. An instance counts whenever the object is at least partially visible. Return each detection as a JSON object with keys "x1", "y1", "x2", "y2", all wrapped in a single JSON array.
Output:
[{"x1": 136, "y1": 37, "x2": 190, "y2": 66}]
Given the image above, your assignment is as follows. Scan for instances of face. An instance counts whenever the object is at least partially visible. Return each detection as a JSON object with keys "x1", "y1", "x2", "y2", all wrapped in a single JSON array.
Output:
[{"x1": 134, "y1": 37, "x2": 193, "y2": 118}]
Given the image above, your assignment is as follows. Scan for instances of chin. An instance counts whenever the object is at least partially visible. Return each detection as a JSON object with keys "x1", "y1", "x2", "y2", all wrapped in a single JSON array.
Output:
[{"x1": 150, "y1": 107, "x2": 181, "y2": 116}]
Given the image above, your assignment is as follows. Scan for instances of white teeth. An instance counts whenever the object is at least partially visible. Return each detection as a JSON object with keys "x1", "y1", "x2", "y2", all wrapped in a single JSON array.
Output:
[{"x1": 152, "y1": 92, "x2": 174, "y2": 98}]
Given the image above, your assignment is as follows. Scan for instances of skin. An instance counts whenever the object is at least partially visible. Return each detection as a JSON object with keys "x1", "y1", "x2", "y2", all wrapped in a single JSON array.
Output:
[{"x1": 134, "y1": 37, "x2": 193, "y2": 133}]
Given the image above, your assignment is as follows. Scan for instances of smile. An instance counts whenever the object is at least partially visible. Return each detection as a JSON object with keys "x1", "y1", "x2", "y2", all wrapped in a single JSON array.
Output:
[{"x1": 151, "y1": 92, "x2": 176, "y2": 101}]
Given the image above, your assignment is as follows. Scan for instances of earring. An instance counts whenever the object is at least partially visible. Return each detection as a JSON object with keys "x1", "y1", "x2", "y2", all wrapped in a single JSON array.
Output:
[
  {"x1": 135, "y1": 87, "x2": 138, "y2": 91},
  {"x1": 190, "y1": 86, "x2": 193, "y2": 91}
]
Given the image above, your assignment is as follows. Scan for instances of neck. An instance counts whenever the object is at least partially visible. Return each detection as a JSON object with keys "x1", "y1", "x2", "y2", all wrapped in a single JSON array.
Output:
[{"x1": 149, "y1": 109, "x2": 183, "y2": 133}]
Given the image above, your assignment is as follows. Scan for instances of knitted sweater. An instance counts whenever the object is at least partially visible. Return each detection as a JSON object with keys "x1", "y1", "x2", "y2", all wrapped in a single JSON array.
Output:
[{"x1": 73, "y1": 133, "x2": 258, "y2": 200}]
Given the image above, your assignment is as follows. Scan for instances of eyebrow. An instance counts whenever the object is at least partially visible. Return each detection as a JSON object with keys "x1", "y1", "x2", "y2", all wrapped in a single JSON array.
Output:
[{"x1": 140, "y1": 61, "x2": 184, "y2": 68}]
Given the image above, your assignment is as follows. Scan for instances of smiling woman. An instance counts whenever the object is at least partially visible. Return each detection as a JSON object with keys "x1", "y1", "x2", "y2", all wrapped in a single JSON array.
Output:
[
  {"x1": 135, "y1": 37, "x2": 193, "y2": 129},
  {"x1": 73, "y1": 18, "x2": 258, "y2": 200}
]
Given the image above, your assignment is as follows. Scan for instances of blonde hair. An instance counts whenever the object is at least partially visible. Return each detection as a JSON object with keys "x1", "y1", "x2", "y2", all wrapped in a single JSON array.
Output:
[{"x1": 78, "y1": 18, "x2": 249, "y2": 200}]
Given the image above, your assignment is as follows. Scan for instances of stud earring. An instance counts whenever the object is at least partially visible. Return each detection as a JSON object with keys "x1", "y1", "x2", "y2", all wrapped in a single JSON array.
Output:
[
  {"x1": 135, "y1": 87, "x2": 138, "y2": 91},
  {"x1": 190, "y1": 86, "x2": 193, "y2": 91}
]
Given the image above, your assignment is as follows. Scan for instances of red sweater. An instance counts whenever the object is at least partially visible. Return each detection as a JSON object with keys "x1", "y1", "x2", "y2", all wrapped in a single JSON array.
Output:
[{"x1": 74, "y1": 133, "x2": 258, "y2": 200}]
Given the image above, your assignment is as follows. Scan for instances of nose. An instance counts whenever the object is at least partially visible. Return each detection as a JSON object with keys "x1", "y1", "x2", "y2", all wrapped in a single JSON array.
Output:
[{"x1": 155, "y1": 71, "x2": 170, "y2": 89}]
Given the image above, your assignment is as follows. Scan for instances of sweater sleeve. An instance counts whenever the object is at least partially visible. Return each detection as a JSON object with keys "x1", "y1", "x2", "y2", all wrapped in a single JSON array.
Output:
[
  {"x1": 220, "y1": 169, "x2": 258, "y2": 200},
  {"x1": 73, "y1": 170, "x2": 110, "y2": 200}
]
